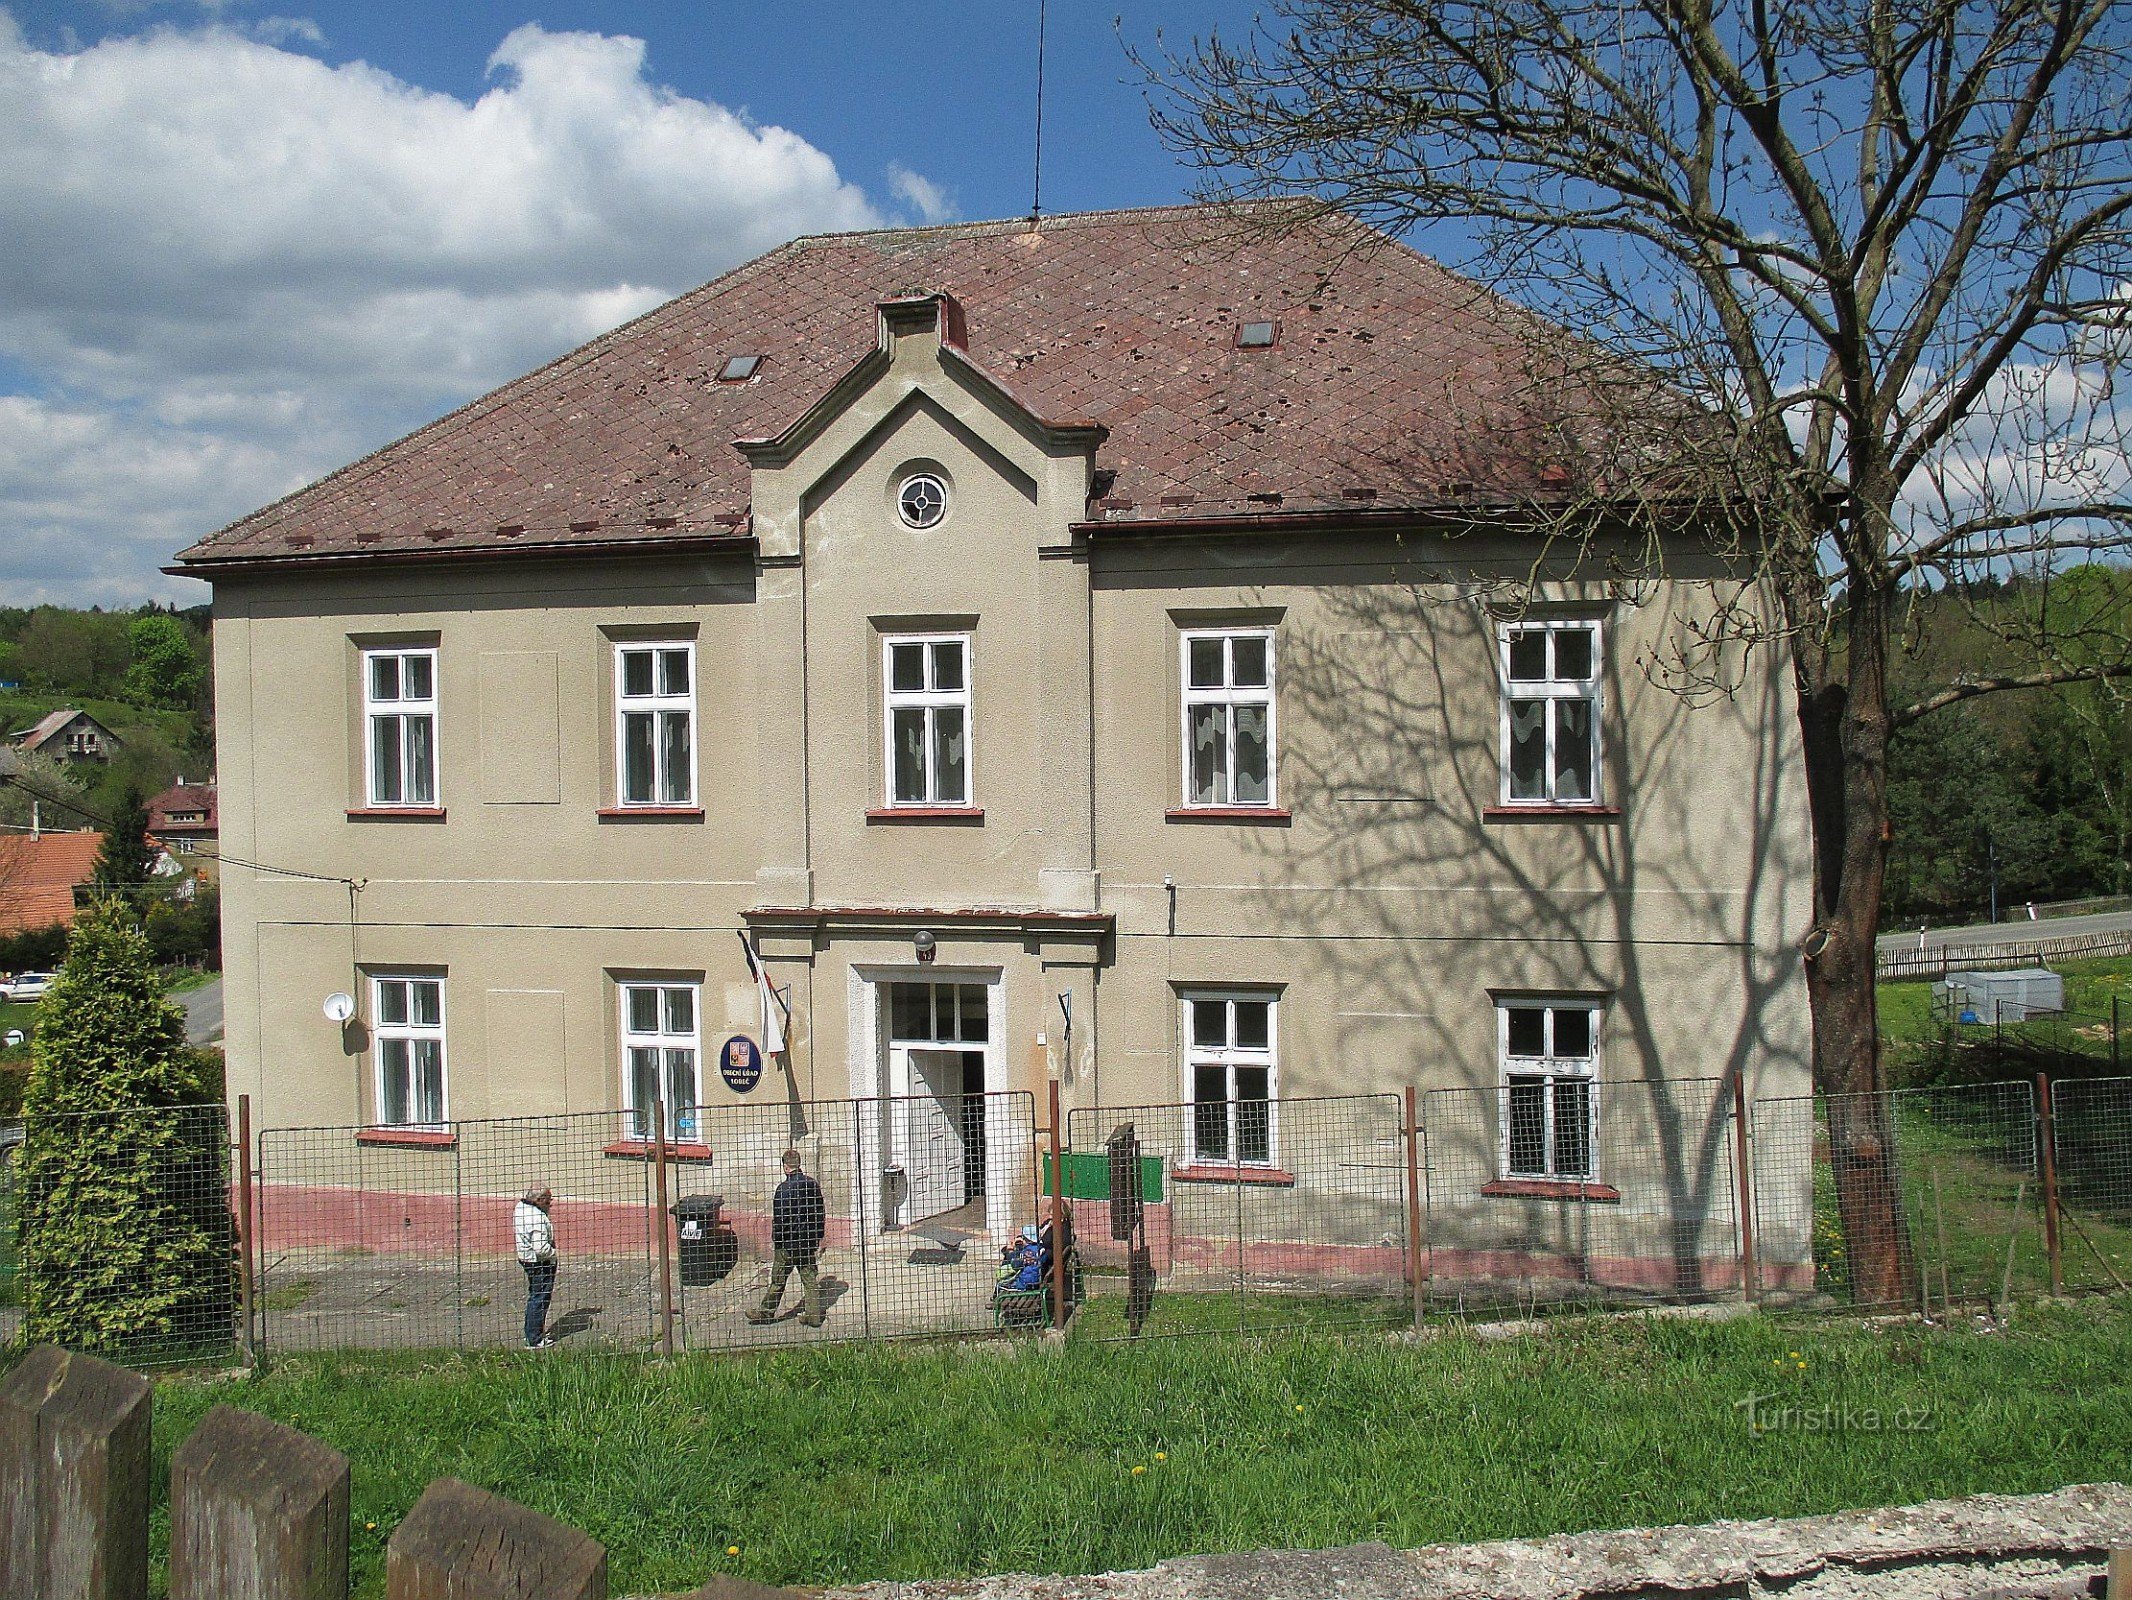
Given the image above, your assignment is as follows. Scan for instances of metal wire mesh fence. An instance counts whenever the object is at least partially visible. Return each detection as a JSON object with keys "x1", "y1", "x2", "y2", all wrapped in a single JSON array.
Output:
[
  {"x1": 1750, "y1": 1082, "x2": 2043, "y2": 1310},
  {"x1": 1061, "y1": 1095, "x2": 1410, "y2": 1338},
  {"x1": 254, "y1": 1093, "x2": 1041, "y2": 1356},
  {"x1": 11, "y1": 1104, "x2": 236, "y2": 1367},
  {"x1": 2049, "y1": 1077, "x2": 2132, "y2": 1293},
  {"x1": 1422, "y1": 1076, "x2": 1747, "y2": 1314},
  {"x1": 13, "y1": 1070, "x2": 2132, "y2": 1370}
]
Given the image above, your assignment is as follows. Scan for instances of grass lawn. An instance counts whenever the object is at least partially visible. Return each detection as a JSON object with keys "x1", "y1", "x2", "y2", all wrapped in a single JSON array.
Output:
[{"x1": 136, "y1": 1300, "x2": 2132, "y2": 1598}]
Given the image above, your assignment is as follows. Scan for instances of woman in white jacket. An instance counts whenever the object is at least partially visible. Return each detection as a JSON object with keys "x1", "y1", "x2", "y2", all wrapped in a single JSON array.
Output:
[{"x1": 514, "y1": 1184, "x2": 558, "y2": 1349}]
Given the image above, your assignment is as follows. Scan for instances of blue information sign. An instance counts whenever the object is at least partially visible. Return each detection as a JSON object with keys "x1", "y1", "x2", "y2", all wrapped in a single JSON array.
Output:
[{"x1": 719, "y1": 1034, "x2": 764, "y2": 1094}]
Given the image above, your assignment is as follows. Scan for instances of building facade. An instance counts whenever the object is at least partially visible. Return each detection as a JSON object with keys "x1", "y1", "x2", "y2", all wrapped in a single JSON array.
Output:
[{"x1": 176, "y1": 207, "x2": 1813, "y2": 1262}]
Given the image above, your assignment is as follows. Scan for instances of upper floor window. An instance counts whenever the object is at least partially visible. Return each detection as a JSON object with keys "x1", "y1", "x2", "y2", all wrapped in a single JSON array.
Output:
[
  {"x1": 1498, "y1": 999, "x2": 1601, "y2": 1181},
  {"x1": 884, "y1": 634, "x2": 970, "y2": 807},
  {"x1": 372, "y1": 974, "x2": 446, "y2": 1127},
  {"x1": 1184, "y1": 991, "x2": 1277, "y2": 1166},
  {"x1": 364, "y1": 648, "x2": 437, "y2": 808},
  {"x1": 1499, "y1": 619, "x2": 1602, "y2": 806},
  {"x1": 621, "y1": 980, "x2": 700, "y2": 1143},
  {"x1": 1181, "y1": 628, "x2": 1275, "y2": 808},
  {"x1": 616, "y1": 643, "x2": 695, "y2": 807}
]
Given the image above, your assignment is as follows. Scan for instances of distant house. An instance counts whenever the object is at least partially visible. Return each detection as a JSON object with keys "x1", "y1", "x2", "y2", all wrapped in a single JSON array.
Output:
[
  {"x1": 12, "y1": 709, "x2": 121, "y2": 765},
  {"x1": 147, "y1": 779, "x2": 219, "y2": 886},
  {"x1": 0, "y1": 828, "x2": 102, "y2": 935}
]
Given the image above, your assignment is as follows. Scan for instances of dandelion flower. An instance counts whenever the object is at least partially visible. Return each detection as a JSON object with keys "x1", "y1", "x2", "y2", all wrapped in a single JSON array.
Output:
[
  {"x1": 1789, "y1": 1351, "x2": 1801, "y2": 1359},
  {"x1": 1295, "y1": 1404, "x2": 1306, "y2": 1413},
  {"x1": 1154, "y1": 1451, "x2": 1168, "y2": 1462},
  {"x1": 727, "y1": 1546, "x2": 740, "y2": 1557},
  {"x1": 365, "y1": 1522, "x2": 377, "y2": 1532},
  {"x1": 1131, "y1": 1464, "x2": 1147, "y2": 1476}
]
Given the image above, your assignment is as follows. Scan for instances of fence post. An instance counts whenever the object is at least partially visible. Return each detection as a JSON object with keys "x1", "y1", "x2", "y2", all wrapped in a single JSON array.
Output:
[
  {"x1": 2114, "y1": 997, "x2": 2121, "y2": 1076},
  {"x1": 1047, "y1": 1078, "x2": 1067, "y2": 1333},
  {"x1": 1402, "y1": 1087, "x2": 1423, "y2": 1330},
  {"x1": 1732, "y1": 1071, "x2": 1759, "y2": 1304},
  {"x1": 0, "y1": 1346, "x2": 152, "y2": 1600},
  {"x1": 651, "y1": 1097, "x2": 675, "y2": 1359},
  {"x1": 2037, "y1": 1073, "x2": 2063, "y2": 1296},
  {"x1": 387, "y1": 1478, "x2": 605, "y2": 1600},
  {"x1": 170, "y1": 1403, "x2": 348, "y2": 1600},
  {"x1": 234, "y1": 1095, "x2": 256, "y2": 1368}
]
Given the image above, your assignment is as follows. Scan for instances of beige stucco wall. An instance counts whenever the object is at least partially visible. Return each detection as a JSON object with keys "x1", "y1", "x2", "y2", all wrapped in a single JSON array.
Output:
[{"x1": 208, "y1": 298, "x2": 1813, "y2": 1252}]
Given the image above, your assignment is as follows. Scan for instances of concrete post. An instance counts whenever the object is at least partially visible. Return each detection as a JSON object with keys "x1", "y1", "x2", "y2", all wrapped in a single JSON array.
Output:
[
  {"x1": 0, "y1": 1345, "x2": 152, "y2": 1600},
  {"x1": 386, "y1": 1477, "x2": 605, "y2": 1600},
  {"x1": 170, "y1": 1402, "x2": 349, "y2": 1600}
]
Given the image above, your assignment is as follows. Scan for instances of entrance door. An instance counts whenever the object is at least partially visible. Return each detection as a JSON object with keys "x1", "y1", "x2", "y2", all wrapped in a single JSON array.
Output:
[{"x1": 888, "y1": 1044, "x2": 966, "y2": 1225}]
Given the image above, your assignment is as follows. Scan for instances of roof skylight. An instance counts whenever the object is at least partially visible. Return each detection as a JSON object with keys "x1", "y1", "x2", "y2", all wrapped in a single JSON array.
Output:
[
  {"x1": 1237, "y1": 320, "x2": 1278, "y2": 349},
  {"x1": 718, "y1": 354, "x2": 764, "y2": 382}
]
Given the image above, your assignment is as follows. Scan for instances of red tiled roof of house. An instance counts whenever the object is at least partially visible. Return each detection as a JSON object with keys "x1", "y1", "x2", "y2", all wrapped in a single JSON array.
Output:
[
  {"x1": 0, "y1": 830, "x2": 102, "y2": 934},
  {"x1": 147, "y1": 782, "x2": 218, "y2": 838},
  {"x1": 174, "y1": 204, "x2": 1614, "y2": 571}
]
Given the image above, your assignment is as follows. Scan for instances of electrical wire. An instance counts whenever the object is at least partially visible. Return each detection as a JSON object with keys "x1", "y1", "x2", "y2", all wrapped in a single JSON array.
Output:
[{"x1": 0, "y1": 773, "x2": 358, "y2": 888}]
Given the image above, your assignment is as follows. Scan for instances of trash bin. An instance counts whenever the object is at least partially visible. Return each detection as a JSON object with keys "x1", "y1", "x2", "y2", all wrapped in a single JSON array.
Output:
[{"x1": 672, "y1": 1194, "x2": 739, "y2": 1287}]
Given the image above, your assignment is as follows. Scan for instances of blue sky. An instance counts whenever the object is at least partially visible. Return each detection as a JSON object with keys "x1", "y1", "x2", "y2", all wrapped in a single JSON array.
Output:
[{"x1": 0, "y1": 1, "x2": 1262, "y2": 605}]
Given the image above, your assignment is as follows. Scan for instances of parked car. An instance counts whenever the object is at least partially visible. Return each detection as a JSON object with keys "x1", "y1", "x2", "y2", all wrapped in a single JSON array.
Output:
[{"x1": 2, "y1": 973, "x2": 54, "y2": 1003}]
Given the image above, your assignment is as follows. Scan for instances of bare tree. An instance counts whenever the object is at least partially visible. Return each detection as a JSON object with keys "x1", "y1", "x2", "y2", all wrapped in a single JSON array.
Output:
[{"x1": 1138, "y1": 0, "x2": 2132, "y2": 1300}]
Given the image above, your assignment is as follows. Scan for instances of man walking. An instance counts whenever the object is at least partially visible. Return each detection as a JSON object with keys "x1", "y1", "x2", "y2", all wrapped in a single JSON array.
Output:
[
  {"x1": 747, "y1": 1149, "x2": 826, "y2": 1327},
  {"x1": 514, "y1": 1183, "x2": 558, "y2": 1349}
]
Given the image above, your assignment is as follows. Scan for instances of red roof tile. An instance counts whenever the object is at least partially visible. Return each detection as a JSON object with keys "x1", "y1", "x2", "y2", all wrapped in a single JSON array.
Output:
[
  {"x1": 147, "y1": 783, "x2": 217, "y2": 838},
  {"x1": 175, "y1": 203, "x2": 1595, "y2": 569},
  {"x1": 0, "y1": 830, "x2": 101, "y2": 934}
]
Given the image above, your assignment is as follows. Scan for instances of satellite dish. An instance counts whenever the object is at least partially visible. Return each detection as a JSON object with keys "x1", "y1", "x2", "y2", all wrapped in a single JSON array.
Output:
[{"x1": 322, "y1": 991, "x2": 355, "y2": 1024}]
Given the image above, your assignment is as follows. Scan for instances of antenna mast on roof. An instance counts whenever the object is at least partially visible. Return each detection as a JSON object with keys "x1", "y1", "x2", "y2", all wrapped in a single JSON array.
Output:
[{"x1": 1030, "y1": 0, "x2": 1048, "y2": 224}]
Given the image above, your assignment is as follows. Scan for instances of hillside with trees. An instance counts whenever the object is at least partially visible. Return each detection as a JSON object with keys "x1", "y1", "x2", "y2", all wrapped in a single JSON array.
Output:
[{"x1": 0, "y1": 604, "x2": 214, "y2": 828}]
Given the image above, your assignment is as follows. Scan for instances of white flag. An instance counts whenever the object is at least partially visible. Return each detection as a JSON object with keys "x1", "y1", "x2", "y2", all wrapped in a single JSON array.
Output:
[{"x1": 740, "y1": 931, "x2": 788, "y2": 1055}]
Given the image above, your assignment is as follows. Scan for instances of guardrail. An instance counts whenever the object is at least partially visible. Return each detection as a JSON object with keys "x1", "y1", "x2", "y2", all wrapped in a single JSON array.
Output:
[{"x1": 1878, "y1": 928, "x2": 2132, "y2": 982}]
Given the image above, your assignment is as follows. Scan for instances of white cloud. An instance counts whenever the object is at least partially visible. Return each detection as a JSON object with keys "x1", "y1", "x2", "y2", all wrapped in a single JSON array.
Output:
[
  {"x1": 0, "y1": 13, "x2": 934, "y2": 604},
  {"x1": 888, "y1": 162, "x2": 956, "y2": 225}
]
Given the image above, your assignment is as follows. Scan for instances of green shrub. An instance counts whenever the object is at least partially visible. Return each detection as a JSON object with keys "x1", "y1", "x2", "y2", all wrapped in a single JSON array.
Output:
[
  {"x1": 0, "y1": 923, "x2": 68, "y2": 972},
  {"x1": 17, "y1": 900, "x2": 234, "y2": 1359}
]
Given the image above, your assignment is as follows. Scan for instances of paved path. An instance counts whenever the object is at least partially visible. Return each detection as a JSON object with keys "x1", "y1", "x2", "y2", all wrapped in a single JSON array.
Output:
[
  {"x1": 179, "y1": 977, "x2": 222, "y2": 1045},
  {"x1": 1878, "y1": 908, "x2": 2132, "y2": 955}
]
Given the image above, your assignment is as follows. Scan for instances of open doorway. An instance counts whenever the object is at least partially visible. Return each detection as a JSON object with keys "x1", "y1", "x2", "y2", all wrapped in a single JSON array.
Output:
[{"x1": 882, "y1": 980, "x2": 992, "y2": 1231}]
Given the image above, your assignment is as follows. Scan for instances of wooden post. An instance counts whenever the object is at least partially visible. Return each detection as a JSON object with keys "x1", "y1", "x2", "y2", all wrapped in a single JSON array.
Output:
[
  {"x1": 170, "y1": 1403, "x2": 348, "y2": 1600},
  {"x1": 2108, "y1": 1547, "x2": 2132, "y2": 1600},
  {"x1": 2037, "y1": 1073, "x2": 2063, "y2": 1296},
  {"x1": 386, "y1": 1478, "x2": 605, "y2": 1600},
  {"x1": 651, "y1": 1097, "x2": 675, "y2": 1358},
  {"x1": 0, "y1": 1346, "x2": 152, "y2": 1600},
  {"x1": 1732, "y1": 1071, "x2": 1759, "y2": 1304},
  {"x1": 1402, "y1": 1086, "x2": 1424, "y2": 1329},
  {"x1": 1047, "y1": 1078, "x2": 1067, "y2": 1332},
  {"x1": 235, "y1": 1094, "x2": 256, "y2": 1368}
]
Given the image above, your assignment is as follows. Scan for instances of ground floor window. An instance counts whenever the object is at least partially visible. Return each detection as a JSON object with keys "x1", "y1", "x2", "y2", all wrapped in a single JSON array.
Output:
[
  {"x1": 1499, "y1": 999, "x2": 1600, "y2": 1180},
  {"x1": 371, "y1": 975, "x2": 445, "y2": 1127},
  {"x1": 1183, "y1": 991, "x2": 1276, "y2": 1165},
  {"x1": 621, "y1": 981, "x2": 700, "y2": 1142}
]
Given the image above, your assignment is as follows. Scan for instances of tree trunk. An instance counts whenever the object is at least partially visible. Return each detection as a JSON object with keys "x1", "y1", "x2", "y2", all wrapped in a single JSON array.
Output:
[{"x1": 1795, "y1": 577, "x2": 1917, "y2": 1306}]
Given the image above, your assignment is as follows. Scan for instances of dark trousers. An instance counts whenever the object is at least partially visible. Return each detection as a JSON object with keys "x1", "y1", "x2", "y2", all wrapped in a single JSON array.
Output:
[{"x1": 522, "y1": 1260, "x2": 557, "y2": 1346}]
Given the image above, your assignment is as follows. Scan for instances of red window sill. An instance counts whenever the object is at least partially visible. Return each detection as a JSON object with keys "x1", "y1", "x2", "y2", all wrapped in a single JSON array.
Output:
[
  {"x1": 1165, "y1": 807, "x2": 1292, "y2": 824},
  {"x1": 601, "y1": 1140, "x2": 715, "y2": 1162},
  {"x1": 596, "y1": 806, "x2": 704, "y2": 821},
  {"x1": 356, "y1": 1127, "x2": 457, "y2": 1149},
  {"x1": 1481, "y1": 1177, "x2": 1621, "y2": 1203},
  {"x1": 347, "y1": 807, "x2": 446, "y2": 821},
  {"x1": 1482, "y1": 805, "x2": 1621, "y2": 821},
  {"x1": 865, "y1": 807, "x2": 985, "y2": 823},
  {"x1": 1170, "y1": 1164, "x2": 1297, "y2": 1187}
]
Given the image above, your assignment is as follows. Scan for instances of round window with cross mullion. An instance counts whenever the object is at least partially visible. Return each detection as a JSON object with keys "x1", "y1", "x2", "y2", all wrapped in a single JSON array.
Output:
[{"x1": 897, "y1": 472, "x2": 949, "y2": 529}]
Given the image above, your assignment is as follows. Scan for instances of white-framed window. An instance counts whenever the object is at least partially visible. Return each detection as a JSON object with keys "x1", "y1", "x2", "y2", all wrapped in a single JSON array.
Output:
[
  {"x1": 883, "y1": 634, "x2": 971, "y2": 807},
  {"x1": 620, "y1": 981, "x2": 701, "y2": 1143},
  {"x1": 1181, "y1": 628, "x2": 1275, "y2": 808},
  {"x1": 363, "y1": 648, "x2": 438, "y2": 807},
  {"x1": 887, "y1": 981, "x2": 990, "y2": 1044},
  {"x1": 615, "y1": 643, "x2": 696, "y2": 807},
  {"x1": 1499, "y1": 619, "x2": 1603, "y2": 805},
  {"x1": 1498, "y1": 999, "x2": 1601, "y2": 1180},
  {"x1": 1183, "y1": 991, "x2": 1277, "y2": 1166},
  {"x1": 371, "y1": 975, "x2": 446, "y2": 1128}
]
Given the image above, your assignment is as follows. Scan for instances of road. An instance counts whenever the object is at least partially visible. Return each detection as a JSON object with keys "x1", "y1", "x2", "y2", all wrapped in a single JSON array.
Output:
[
  {"x1": 1877, "y1": 907, "x2": 2132, "y2": 954},
  {"x1": 179, "y1": 977, "x2": 223, "y2": 1046}
]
